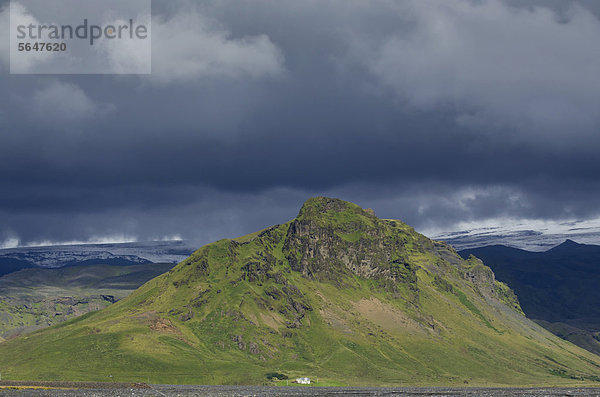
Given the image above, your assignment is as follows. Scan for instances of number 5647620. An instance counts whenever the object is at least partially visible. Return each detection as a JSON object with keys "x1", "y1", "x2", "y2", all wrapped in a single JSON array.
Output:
[{"x1": 17, "y1": 42, "x2": 66, "y2": 52}]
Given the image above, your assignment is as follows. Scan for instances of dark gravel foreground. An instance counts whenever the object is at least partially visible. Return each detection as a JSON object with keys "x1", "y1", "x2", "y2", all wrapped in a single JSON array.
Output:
[{"x1": 1, "y1": 384, "x2": 600, "y2": 397}]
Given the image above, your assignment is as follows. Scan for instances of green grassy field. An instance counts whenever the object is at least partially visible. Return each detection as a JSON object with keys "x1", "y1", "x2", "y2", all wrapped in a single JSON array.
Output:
[{"x1": 0, "y1": 198, "x2": 599, "y2": 387}]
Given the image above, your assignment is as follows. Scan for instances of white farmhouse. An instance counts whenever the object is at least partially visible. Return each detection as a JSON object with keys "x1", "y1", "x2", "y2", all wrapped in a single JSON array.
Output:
[{"x1": 296, "y1": 377, "x2": 311, "y2": 384}]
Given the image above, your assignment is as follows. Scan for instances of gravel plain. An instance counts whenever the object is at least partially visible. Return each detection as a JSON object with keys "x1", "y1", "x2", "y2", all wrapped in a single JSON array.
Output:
[{"x1": 1, "y1": 384, "x2": 600, "y2": 397}]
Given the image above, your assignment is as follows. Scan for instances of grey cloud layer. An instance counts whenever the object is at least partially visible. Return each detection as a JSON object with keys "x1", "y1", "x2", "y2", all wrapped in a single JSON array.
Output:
[
  {"x1": 1, "y1": 0, "x2": 599, "y2": 246},
  {"x1": 367, "y1": 1, "x2": 600, "y2": 133}
]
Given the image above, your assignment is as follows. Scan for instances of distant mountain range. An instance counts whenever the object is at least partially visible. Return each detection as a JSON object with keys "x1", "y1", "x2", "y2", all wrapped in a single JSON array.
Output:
[
  {"x1": 0, "y1": 198, "x2": 598, "y2": 386},
  {"x1": 459, "y1": 240, "x2": 600, "y2": 355},
  {"x1": 433, "y1": 221, "x2": 600, "y2": 251},
  {"x1": 0, "y1": 240, "x2": 195, "y2": 276},
  {"x1": 0, "y1": 263, "x2": 176, "y2": 339},
  {"x1": 0, "y1": 241, "x2": 192, "y2": 338}
]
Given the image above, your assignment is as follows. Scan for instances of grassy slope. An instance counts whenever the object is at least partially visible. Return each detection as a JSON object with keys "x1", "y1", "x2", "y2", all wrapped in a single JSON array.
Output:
[
  {"x1": 459, "y1": 243, "x2": 600, "y2": 356},
  {"x1": 0, "y1": 198, "x2": 599, "y2": 386},
  {"x1": 0, "y1": 264, "x2": 174, "y2": 338}
]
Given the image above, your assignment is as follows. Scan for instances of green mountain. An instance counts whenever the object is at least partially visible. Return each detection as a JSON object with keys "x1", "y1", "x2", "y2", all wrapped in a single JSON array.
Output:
[
  {"x1": 459, "y1": 241, "x2": 600, "y2": 356},
  {"x1": 0, "y1": 263, "x2": 175, "y2": 339},
  {"x1": 0, "y1": 198, "x2": 599, "y2": 386}
]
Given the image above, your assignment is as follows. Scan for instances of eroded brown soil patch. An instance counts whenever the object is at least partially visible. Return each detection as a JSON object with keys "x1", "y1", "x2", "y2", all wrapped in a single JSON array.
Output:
[{"x1": 352, "y1": 297, "x2": 424, "y2": 334}]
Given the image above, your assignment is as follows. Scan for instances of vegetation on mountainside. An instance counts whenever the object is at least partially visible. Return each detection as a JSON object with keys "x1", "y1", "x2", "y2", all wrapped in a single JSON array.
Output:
[
  {"x1": 0, "y1": 263, "x2": 175, "y2": 338},
  {"x1": 0, "y1": 198, "x2": 599, "y2": 386}
]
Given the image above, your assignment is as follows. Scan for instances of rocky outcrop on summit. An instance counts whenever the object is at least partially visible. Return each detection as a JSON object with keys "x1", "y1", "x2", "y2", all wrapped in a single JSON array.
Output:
[{"x1": 283, "y1": 198, "x2": 416, "y2": 287}]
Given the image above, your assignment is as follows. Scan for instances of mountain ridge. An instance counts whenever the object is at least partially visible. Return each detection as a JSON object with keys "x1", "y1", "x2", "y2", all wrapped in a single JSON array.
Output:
[
  {"x1": 0, "y1": 197, "x2": 599, "y2": 386},
  {"x1": 0, "y1": 240, "x2": 196, "y2": 272}
]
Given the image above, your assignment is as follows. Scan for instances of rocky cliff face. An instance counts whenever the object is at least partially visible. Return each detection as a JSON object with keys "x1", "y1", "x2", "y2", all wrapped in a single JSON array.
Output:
[{"x1": 282, "y1": 198, "x2": 420, "y2": 295}]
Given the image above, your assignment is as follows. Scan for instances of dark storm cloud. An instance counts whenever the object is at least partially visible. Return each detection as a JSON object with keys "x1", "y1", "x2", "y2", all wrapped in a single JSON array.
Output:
[{"x1": 1, "y1": 0, "x2": 600, "y2": 247}]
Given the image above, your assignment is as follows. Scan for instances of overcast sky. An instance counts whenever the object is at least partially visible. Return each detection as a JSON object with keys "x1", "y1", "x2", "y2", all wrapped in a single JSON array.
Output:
[{"x1": 1, "y1": 0, "x2": 600, "y2": 248}]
